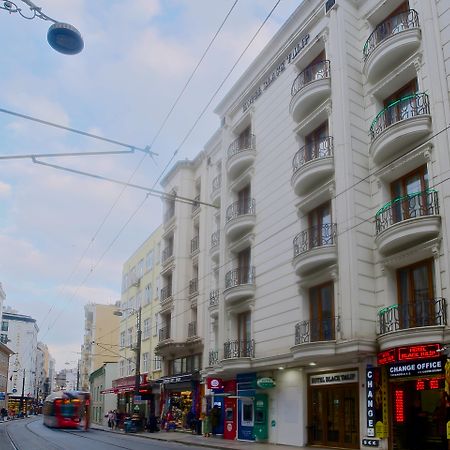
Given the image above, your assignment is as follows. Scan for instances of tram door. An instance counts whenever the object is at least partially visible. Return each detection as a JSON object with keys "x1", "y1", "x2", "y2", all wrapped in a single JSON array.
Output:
[{"x1": 390, "y1": 378, "x2": 446, "y2": 450}]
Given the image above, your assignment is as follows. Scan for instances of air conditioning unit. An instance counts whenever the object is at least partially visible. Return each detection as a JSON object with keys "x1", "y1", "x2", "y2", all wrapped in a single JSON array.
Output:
[{"x1": 325, "y1": 0, "x2": 336, "y2": 15}]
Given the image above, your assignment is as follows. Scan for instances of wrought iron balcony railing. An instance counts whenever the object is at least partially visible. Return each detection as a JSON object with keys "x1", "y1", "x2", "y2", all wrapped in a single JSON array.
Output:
[
  {"x1": 158, "y1": 327, "x2": 170, "y2": 341},
  {"x1": 188, "y1": 321, "x2": 197, "y2": 337},
  {"x1": 161, "y1": 246, "x2": 173, "y2": 264},
  {"x1": 223, "y1": 339, "x2": 255, "y2": 359},
  {"x1": 209, "y1": 289, "x2": 219, "y2": 307},
  {"x1": 192, "y1": 195, "x2": 200, "y2": 213},
  {"x1": 225, "y1": 198, "x2": 255, "y2": 223},
  {"x1": 209, "y1": 350, "x2": 219, "y2": 366},
  {"x1": 211, "y1": 230, "x2": 220, "y2": 249},
  {"x1": 160, "y1": 285, "x2": 172, "y2": 302},
  {"x1": 295, "y1": 316, "x2": 339, "y2": 345},
  {"x1": 189, "y1": 278, "x2": 198, "y2": 296},
  {"x1": 363, "y1": 9, "x2": 420, "y2": 60},
  {"x1": 370, "y1": 92, "x2": 430, "y2": 140},
  {"x1": 378, "y1": 298, "x2": 447, "y2": 335},
  {"x1": 292, "y1": 136, "x2": 334, "y2": 173},
  {"x1": 227, "y1": 134, "x2": 256, "y2": 160},
  {"x1": 225, "y1": 266, "x2": 255, "y2": 289},
  {"x1": 293, "y1": 223, "x2": 337, "y2": 257},
  {"x1": 212, "y1": 174, "x2": 221, "y2": 192},
  {"x1": 375, "y1": 189, "x2": 439, "y2": 234},
  {"x1": 191, "y1": 235, "x2": 199, "y2": 253},
  {"x1": 291, "y1": 60, "x2": 330, "y2": 98}
]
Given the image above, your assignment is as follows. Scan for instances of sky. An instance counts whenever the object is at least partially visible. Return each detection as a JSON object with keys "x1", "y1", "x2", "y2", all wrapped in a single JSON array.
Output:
[{"x1": 0, "y1": 0, "x2": 299, "y2": 371}]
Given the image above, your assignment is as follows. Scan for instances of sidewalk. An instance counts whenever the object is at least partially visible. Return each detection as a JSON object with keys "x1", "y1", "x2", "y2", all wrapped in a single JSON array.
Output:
[{"x1": 90, "y1": 423, "x2": 330, "y2": 450}]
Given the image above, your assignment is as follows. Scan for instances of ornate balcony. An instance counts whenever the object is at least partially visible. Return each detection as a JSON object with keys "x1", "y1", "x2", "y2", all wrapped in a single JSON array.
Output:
[
  {"x1": 210, "y1": 230, "x2": 220, "y2": 261},
  {"x1": 291, "y1": 136, "x2": 334, "y2": 196},
  {"x1": 187, "y1": 321, "x2": 197, "y2": 338},
  {"x1": 211, "y1": 174, "x2": 221, "y2": 204},
  {"x1": 293, "y1": 223, "x2": 337, "y2": 275},
  {"x1": 191, "y1": 195, "x2": 200, "y2": 214},
  {"x1": 189, "y1": 278, "x2": 198, "y2": 297},
  {"x1": 378, "y1": 298, "x2": 447, "y2": 335},
  {"x1": 290, "y1": 60, "x2": 331, "y2": 122},
  {"x1": 224, "y1": 198, "x2": 256, "y2": 240},
  {"x1": 209, "y1": 349, "x2": 219, "y2": 366},
  {"x1": 160, "y1": 286, "x2": 172, "y2": 306},
  {"x1": 223, "y1": 339, "x2": 255, "y2": 359},
  {"x1": 375, "y1": 190, "x2": 440, "y2": 256},
  {"x1": 224, "y1": 266, "x2": 255, "y2": 304},
  {"x1": 226, "y1": 134, "x2": 256, "y2": 179},
  {"x1": 209, "y1": 289, "x2": 219, "y2": 308},
  {"x1": 190, "y1": 235, "x2": 199, "y2": 254},
  {"x1": 158, "y1": 327, "x2": 170, "y2": 342},
  {"x1": 363, "y1": 10, "x2": 421, "y2": 83},
  {"x1": 295, "y1": 316, "x2": 338, "y2": 344},
  {"x1": 370, "y1": 93, "x2": 431, "y2": 165},
  {"x1": 161, "y1": 246, "x2": 173, "y2": 266}
]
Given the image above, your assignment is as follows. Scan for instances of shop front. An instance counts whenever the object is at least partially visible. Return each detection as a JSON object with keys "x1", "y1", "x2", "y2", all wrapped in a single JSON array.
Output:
[
  {"x1": 307, "y1": 369, "x2": 359, "y2": 449},
  {"x1": 158, "y1": 372, "x2": 201, "y2": 432},
  {"x1": 375, "y1": 344, "x2": 448, "y2": 450}
]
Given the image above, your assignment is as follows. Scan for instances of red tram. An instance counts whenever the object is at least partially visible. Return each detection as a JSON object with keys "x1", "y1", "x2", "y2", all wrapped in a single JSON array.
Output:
[{"x1": 43, "y1": 391, "x2": 90, "y2": 429}]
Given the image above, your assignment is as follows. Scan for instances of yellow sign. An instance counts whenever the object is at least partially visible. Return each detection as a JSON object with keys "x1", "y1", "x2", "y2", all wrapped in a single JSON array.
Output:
[
  {"x1": 447, "y1": 421, "x2": 450, "y2": 439},
  {"x1": 376, "y1": 421, "x2": 387, "y2": 439}
]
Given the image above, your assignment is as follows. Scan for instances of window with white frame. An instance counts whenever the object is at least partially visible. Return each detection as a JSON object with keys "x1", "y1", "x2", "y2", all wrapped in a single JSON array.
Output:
[
  {"x1": 154, "y1": 313, "x2": 160, "y2": 336},
  {"x1": 136, "y1": 292, "x2": 142, "y2": 308},
  {"x1": 119, "y1": 360, "x2": 125, "y2": 377},
  {"x1": 138, "y1": 258, "x2": 144, "y2": 277},
  {"x1": 143, "y1": 318, "x2": 151, "y2": 339},
  {"x1": 127, "y1": 327, "x2": 133, "y2": 347},
  {"x1": 120, "y1": 331, "x2": 125, "y2": 348},
  {"x1": 146, "y1": 250, "x2": 154, "y2": 271},
  {"x1": 143, "y1": 352, "x2": 149, "y2": 372},
  {"x1": 145, "y1": 284, "x2": 152, "y2": 304},
  {"x1": 155, "y1": 277, "x2": 160, "y2": 301},
  {"x1": 154, "y1": 356, "x2": 161, "y2": 371},
  {"x1": 127, "y1": 357, "x2": 133, "y2": 375}
]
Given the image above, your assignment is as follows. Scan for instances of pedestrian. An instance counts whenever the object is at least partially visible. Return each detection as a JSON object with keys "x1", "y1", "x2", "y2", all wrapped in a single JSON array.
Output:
[
  {"x1": 111, "y1": 410, "x2": 117, "y2": 430},
  {"x1": 108, "y1": 410, "x2": 114, "y2": 429},
  {"x1": 210, "y1": 405, "x2": 221, "y2": 435},
  {"x1": 0, "y1": 407, "x2": 6, "y2": 421},
  {"x1": 115, "y1": 411, "x2": 121, "y2": 430}
]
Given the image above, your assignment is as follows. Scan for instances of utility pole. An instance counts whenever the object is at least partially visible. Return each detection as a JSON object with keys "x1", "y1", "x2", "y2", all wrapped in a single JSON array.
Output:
[
  {"x1": 19, "y1": 369, "x2": 25, "y2": 415},
  {"x1": 134, "y1": 306, "x2": 142, "y2": 404}
]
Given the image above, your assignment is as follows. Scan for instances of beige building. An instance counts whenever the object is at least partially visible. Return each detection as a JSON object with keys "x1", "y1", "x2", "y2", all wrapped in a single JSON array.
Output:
[
  {"x1": 116, "y1": 225, "x2": 163, "y2": 416},
  {"x1": 0, "y1": 342, "x2": 13, "y2": 411},
  {"x1": 80, "y1": 303, "x2": 120, "y2": 390}
]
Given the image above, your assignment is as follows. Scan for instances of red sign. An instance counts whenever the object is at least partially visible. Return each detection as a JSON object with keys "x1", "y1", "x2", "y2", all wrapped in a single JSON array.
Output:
[
  {"x1": 377, "y1": 344, "x2": 441, "y2": 365},
  {"x1": 206, "y1": 377, "x2": 223, "y2": 390}
]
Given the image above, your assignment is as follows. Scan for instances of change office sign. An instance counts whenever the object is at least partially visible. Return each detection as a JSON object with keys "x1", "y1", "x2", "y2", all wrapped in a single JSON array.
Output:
[{"x1": 388, "y1": 358, "x2": 445, "y2": 378}]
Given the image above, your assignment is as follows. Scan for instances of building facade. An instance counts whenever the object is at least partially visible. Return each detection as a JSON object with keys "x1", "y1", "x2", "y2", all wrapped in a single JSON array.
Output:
[
  {"x1": 3, "y1": 310, "x2": 39, "y2": 414},
  {"x1": 35, "y1": 342, "x2": 52, "y2": 402},
  {"x1": 0, "y1": 283, "x2": 5, "y2": 328},
  {"x1": 79, "y1": 303, "x2": 120, "y2": 390},
  {"x1": 0, "y1": 342, "x2": 13, "y2": 411},
  {"x1": 90, "y1": 362, "x2": 117, "y2": 426},
  {"x1": 115, "y1": 225, "x2": 163, "y2": 418},
  {"x1": 161, "y1": 1, "x2": 450, "y2": 449}
]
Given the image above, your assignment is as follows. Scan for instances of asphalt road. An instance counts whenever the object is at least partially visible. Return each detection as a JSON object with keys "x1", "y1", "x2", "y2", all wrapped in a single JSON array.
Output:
[{"x1": 0, "y1": 417, "x2": 196, "y2": 450}]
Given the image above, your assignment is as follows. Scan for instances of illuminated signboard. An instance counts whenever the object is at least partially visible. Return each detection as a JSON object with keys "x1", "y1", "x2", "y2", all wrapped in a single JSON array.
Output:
[
  {"x1": 394, "y1": 389, "x2": 404, "y2": 423},
  {"x1": 378, "y1": 344, "x2": 441, "y2": 365},
  {"x1": 388, "y1": 358, "x2": 445, "y2": 378}
]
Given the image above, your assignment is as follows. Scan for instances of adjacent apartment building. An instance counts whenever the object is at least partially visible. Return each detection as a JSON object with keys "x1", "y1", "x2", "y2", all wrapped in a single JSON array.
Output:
[{"x1": 158, "y1": 1, "x2": 450, "y2": 449}]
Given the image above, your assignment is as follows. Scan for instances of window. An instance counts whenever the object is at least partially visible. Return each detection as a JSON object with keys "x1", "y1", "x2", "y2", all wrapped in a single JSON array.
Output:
[
  {"x1": 383, "y1": 79, "x2": 418, "y2": 126},
  {"x1": 397, "y1": 259, "x2": 435, "y2": 328},
  {"x1": 238, "y1": 311, "x2": 251, "y2": 343},
  {"x1": 145, "y1": 284, "x2": 152, "y2": 304},
  {"x1": 137, "y1": 259, "x2": 144, "y2": 277},
  {"x1": 143, "y1": 353, "x2": 149, "y2": 372},
  {"x1": 127, "y1": 328, "x2": 133, "y2": 347},
  {"x1": 1, "y1": 321, "x2": 8, "y2": 332},
  {"x1": 120, "y1": 332, "x2": 125, "y2": 348},
  {"x1": 154, "y1": 356, "x2": 161, "y2": 371},
  {"x1": 154, "y1": 313, "x2": 160, "y2": 336},
  {"x1": 304, "y1": 122, "x2": 329, "y2": 162},
  {"x1": 308, "y1": 202, "x2": 333, "y2": 248},
  {"x1": 310, "y1": 282, "x2": 335, "y2": 341},
  {"x1": 390, "y1": 165, "x2": 429, "y2": 223},
  {"x1": 146, "y1": 251, "x2": 154, "y2": 271},
  {"x1": 127, "y1": 357, "x2": 133, "y2": 375},
  {"x1": 119, "y1": 360, "x2": 125, "y2": 377},
  {"x1": 143, "y1": 318, "x2": 151, "y2": 339},
  {"x1": 0, "y1": 334, "x2": 7, "y2": 344}
]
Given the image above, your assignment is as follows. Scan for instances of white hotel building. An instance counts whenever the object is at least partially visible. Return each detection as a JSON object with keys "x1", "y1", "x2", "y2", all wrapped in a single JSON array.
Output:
[{"x1": 159, "y1": 1, "x2": 450, "y2": 449}]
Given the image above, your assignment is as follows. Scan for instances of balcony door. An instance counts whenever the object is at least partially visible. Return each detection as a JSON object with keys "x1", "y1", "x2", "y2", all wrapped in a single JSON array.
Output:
[
  {"x1": 238, "y1": 126, "x2": 251, "y2": 149},
  {"x1": 397, "y1": 259, "x2": 435, "y2": 328},
  {"x1": 391, "y1": 166, "x2": 428, "y2": 222},
  {"x1": 237, "y1": 311, "x2": 251, "y2": 357},
  {"x1": 309, "y1": 282, "x2": 334, "y2": 342},
  {"x1": 383, "y1": 79, "x2": 418, "y2": 125},
  {"x1": 305, "y1": 122, "x2": 328, "y2": 161},
  {"x1": 238, "y1": 248, "x2": 251, "y2": 284},
  {"x1": 308, "y1": 202, "x2": 332, "y2": 248}
]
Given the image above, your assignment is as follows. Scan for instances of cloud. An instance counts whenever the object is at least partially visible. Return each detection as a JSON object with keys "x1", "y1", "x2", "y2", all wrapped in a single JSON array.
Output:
[{"x1": 0, "y1": 181, "x2": 11, "y2": 198}]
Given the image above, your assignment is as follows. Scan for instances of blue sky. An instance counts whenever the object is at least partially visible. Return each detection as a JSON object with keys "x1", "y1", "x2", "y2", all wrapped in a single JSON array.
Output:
[{"x1": 0, "y1": 0, "x2": 299, "y2": 369}]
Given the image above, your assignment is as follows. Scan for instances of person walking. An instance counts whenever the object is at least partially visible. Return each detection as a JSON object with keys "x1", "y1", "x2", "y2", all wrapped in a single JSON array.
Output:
[{"x1": 108, "y1": 410, "x2": 114, "y2": 429}]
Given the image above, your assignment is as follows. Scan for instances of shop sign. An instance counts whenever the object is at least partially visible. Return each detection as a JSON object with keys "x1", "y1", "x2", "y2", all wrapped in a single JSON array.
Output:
[
  {"x1": 310, "y1": 370, "x2": 358, "y2": 386},
  {"x1": 159, "y1": 373, "x2": 193, "y2": 384},
  {"x1": 378, "y1": 344, "x2": 441, "y2": 365},
  {"x1": 206, "y1": 377, "x2": 223, "y2": 390},
  {"x1": 366, "y1": 367, "x2": 377, "y2": 435},
  {"x1": 362, "y1": 438, "x2": 379, "y2": 447},
  {"x1": 256, "y1": 377, "x2": 276, "y2": 389},
  {"x1": 242, "y1": 33, "x2": 310, "y2": 112},
  {"x1": 0, "y1": 392, "x2": 5, "y2": 400},
  {"x1": 388, "y1": 358, "x2": 444, "y2": 378}
]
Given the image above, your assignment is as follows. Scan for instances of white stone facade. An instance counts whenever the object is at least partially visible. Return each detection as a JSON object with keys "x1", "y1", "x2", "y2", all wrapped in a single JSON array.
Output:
[{"x1": 161, "y1": 1, "x2": 450, "y2": 448}]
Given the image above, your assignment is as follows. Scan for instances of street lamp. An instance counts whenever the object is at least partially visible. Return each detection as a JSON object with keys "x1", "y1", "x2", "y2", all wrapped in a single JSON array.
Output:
[
  {"x1": 1, "y1": 0, "x2": 84, "y2": 54},
  {"x1": 114, "y1": 306, "x2": 142, "y2": 406}
]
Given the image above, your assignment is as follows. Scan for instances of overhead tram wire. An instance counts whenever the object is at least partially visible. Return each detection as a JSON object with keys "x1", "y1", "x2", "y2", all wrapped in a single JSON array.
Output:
[
  {"x1": 40, "y1": 1, "x2": 281, "y2": 340},
  {"x1": 32, "y1": 0, "x2": 240, "y2": 332}
]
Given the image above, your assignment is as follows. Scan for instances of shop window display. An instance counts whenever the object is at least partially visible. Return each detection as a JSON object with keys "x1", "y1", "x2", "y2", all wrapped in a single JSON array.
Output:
[{"x1": 162, "y1": 391, "x2": 195, "y2": 431}]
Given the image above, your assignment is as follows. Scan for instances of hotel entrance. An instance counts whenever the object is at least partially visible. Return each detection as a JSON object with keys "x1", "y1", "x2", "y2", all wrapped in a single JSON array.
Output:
[{"x1": 390, "y1": 377, "x2": 446, "y2": 450}]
